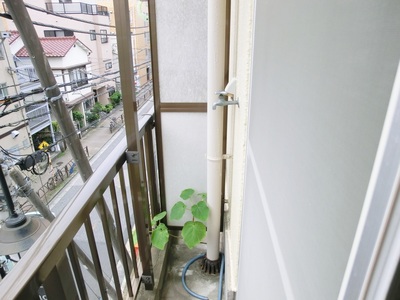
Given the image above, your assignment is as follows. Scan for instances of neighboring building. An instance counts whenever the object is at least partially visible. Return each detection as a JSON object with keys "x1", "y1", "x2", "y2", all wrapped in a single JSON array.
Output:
[
  {"x1": 13, "y1": 35, "x2": 92, "y2": 142},
  {"x1": 1, "y1": 0, "x2": 115, "y2": 107},
  {"x1": 97, "y1": 0, "x2": 152, "y2": 106},
  {"x1": 0, "y1": 25, "x2": 33, "y2": 160}
]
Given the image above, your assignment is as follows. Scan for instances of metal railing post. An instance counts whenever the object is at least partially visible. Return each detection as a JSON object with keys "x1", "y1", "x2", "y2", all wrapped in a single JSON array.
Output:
[
  {"x1": 148, "y1": 0, "x2": 167, "y2": 213},
  {"x1": 113, "y1": 0, "x2": 154, "y2": 290}
]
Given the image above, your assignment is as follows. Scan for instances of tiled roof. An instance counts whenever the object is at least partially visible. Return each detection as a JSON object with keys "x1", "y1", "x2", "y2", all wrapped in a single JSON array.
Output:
[
  {"x1": 15, "y1": 36, "x2": 80, "y2": 57},
  {"x1": 9, "y1": 31, "x2": 20, "y2": 44}
]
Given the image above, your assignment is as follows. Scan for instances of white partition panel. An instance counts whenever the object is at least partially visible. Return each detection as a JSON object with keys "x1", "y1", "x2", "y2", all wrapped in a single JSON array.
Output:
[{"x1": 162, "y1": 112, "x2": 207, "y2": 226}]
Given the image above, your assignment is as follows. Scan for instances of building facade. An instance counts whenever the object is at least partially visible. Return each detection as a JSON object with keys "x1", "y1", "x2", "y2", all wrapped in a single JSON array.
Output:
[{"x1": 0, "y1": 24, "x2": 33, "y2": 160}]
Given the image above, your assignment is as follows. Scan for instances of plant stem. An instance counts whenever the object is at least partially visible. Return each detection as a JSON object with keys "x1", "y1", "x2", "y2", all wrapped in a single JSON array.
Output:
[{"x1": 169, "y1": 233, "x2": 181, "y2": 239}]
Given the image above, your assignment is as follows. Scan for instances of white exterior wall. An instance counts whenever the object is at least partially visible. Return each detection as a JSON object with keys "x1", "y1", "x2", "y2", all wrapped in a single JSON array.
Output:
[
  {"x1": 234, "y1": 1, "x2": 400, "y2": 299},
  {"x1": 51, "y1": 46, "x2": 89, "y2": 69},
  {"x1": 0, "y1": 25, "x2": 32, "y2": 156}
]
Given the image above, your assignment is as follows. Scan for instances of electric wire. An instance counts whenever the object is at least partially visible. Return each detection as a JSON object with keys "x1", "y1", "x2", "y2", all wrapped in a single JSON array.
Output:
[
  {"x1": 0, "y1": 99, "x2": 47, "y2": 118},
  {"x1": 0, "y1": 74, "x2": 152, "y2": 121},
  {"x1": 0, "y1": 12, "x2": 148, "y2": 37},
  {"x1": 2, "y1": 57, "x2": 151, "y2": 92},
  {"x1": 0, "y1": 111, "x2": 48, "y2": 129},
  {"x1": 24, "y1": 3, "x2": 149, "y2": 30},
  {"x1": 31, "y1": 20, "x2": 148, "y2": 37}
]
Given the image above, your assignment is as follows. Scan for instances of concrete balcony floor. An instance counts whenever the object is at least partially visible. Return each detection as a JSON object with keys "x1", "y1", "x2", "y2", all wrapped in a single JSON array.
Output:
[{"x1": 137, "y1": 235, "x2": 222, "y2": 299}]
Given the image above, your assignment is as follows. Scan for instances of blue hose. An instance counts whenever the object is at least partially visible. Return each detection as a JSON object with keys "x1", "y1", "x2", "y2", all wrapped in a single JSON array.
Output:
[
  {"x1": 181, "y1": 253, "x2": 225, "y2": 300},
  {"x1": 219, "y1": 253, "x2": 225, "y2": 300}
]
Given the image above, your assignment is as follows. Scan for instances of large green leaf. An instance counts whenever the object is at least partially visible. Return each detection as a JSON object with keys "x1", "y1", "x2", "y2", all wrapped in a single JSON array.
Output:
[
  {"x1": 180, "y1": 188, "x2": 195, "y2": 200},
  {"x1": 170, "y1": 201, "x2": 186, "y2": 220},
  {"x1": 151, "y1": 223, "x2": 169, "y2": 250},
  {"x1": 181, "y1": 221, "x2": 206, "y2": 249},
  {"x1": 191, "y1": 200, "x2": 209, "y2": 222},
  {"x1": 151, "y1": 211, "x2": 167, "y2": 226}
]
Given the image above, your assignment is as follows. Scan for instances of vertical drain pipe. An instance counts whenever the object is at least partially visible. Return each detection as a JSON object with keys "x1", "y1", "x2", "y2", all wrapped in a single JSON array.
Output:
[{"x1": 204, "y1": 0, "x2": 227, "y2": 273}]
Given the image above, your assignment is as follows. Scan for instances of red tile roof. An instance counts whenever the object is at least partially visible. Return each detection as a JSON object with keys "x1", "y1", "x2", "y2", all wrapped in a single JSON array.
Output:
[
  {"x1": 15, "y1": 36, "x2": 81, "y2": 57},
  {"x1": 8, "y1": 31, "x2": 20, "y2": 44}
]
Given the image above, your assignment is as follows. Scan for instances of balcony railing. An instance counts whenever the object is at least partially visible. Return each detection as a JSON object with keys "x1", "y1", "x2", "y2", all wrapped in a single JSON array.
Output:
[
  {"x1": 0, "y1": 113, "x2": 160, "y2": 299},
  {"x1": 25, "y1": 103, "x2": 52, "y2": 134},
  {"x1": 136, "y1": 79, "x2": 153, "y2": 110},
  {"x1": 45, "y1": 2, "x2": 109, "y2": 16}
]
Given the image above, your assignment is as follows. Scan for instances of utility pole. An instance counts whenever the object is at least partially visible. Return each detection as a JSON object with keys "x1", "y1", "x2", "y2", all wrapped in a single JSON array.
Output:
[{"x1": 4, "y1": 0, "x2": 133, "y2": 270}]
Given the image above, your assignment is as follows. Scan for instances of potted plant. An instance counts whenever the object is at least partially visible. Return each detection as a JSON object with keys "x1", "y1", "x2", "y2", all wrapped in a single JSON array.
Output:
[{"x1": 151, "y1": 188, "x2": 209, "y2": 250}]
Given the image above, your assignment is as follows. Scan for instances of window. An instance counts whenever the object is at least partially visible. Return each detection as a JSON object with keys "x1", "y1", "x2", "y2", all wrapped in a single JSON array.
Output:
[
  {"x1": 105, "y1": 62, "x2": 112, "y2": 70},
  {"x1": 69, "y1": 67, "x2": 88, "y2": 89},
  {"x1": 89, "y1": 30, "x2": 96, "y2": 41},
  {"x1": 0, "y1": 83, "x2": 8, "y2": 100},
  {"x1": 100, "y1": 30, "x2": 108, "y2": 43},
  {"x1": 146, "y1": 66, "x2": 151, "y2": 81},
  {"x1": 84, "y1": 97, "x2": 94, "y2": 111},
  {"x1": 144, "y1": 32, "x2": 150, "y2": 43},
  {"x1": 16, "y1": 67, "x2": 38, "y2": 83},
  {"x1": 44, "y1": 30, "x2": 74, "y2": 37}
]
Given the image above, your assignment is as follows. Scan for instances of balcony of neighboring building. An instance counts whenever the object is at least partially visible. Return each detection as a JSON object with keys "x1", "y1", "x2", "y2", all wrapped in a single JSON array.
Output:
[{"x1": 45, "y1": 2, "x2": 109, "y2": 16}]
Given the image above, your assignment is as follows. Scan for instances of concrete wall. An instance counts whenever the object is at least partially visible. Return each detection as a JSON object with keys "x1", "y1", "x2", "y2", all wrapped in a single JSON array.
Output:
[{"x1": 235, "y1": 1, "x2": 400, "y2": 299}]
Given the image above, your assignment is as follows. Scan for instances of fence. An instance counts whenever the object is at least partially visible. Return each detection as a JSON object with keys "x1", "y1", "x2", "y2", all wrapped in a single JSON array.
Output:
[
  {"x1": 36, "y1": 159, "x2": 77, "y2": 201},
  {"x1": 0, "y1": 115, "x2": 160, "y2": 299}
]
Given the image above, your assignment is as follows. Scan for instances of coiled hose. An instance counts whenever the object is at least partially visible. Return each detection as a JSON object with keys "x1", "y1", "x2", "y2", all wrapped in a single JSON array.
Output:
[{"x1": 181, "y1": 253, "x2": 225, "y2": 300}]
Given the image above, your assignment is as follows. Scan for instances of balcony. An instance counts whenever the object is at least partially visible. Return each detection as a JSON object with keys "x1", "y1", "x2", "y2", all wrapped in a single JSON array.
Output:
[
  {"x1": 24, "y1": 103, "x2": 52, "y2": 136},
  {"x1": 45, "y1": 2, "x2": 109, "y2": 16}
]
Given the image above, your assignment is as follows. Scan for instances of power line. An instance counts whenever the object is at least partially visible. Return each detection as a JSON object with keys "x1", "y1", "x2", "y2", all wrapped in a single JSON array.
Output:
[
  {"x1": 0, "y1": 88, "x2": 46, "y2": 108},
  {"x1": 0, "y1": 99, "x2": 47, "y2": 118},
  {"x1": 31, "y1": 21, "x2": 147, "y2": 37},
  {"x1": 0, "y1": 12, "x2": 148, "y2": 37},
  {"x1": 0, "y1": 111, "x2": 48, "y2": 129},
  {"x1": 24, "y1": 3, "x2": 149, "y2": 31}
]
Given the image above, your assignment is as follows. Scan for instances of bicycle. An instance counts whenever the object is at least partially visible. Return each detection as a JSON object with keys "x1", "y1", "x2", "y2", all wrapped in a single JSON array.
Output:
[{"x1": 47, "y1": 168, "x2": 64, "y2": 190}]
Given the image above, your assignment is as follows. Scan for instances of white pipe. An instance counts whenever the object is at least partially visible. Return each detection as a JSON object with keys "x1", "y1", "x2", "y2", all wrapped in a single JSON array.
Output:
[{"x1": 207, "y1": 0, "x2": 226, "y2": 261}]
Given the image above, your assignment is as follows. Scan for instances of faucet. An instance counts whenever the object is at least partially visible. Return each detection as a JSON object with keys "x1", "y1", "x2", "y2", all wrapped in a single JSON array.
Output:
[{"x1": 212, "y1": 91, "x2": 239, "y2": 110}]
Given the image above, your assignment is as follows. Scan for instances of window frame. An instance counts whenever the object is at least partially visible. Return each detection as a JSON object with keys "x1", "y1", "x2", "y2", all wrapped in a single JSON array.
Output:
[
  {"x1": 100, "y1": 29, "x2": 108, "y2": 44},
  {"x1": 69, "y1": 67, "x2": 88, "y2": 89},
  {"x1": 0, "y1": 83, "x2": 8, "y2": 100},
  {"x1": 105, "y1": 62, "x2": 112, "y2": 70},
  {"x1": 89, "y1": 30, "x2": 96, "y2": 41},
  {"x1": 44, "y1": 30, "x2": 74, "y2": 37},
  {"x1": 0, "y1": 46, "x2": 4, "y2": 60}
]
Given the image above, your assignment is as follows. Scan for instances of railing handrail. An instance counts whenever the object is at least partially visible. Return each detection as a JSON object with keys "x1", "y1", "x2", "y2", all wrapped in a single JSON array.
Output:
[
  {"x1": 0, "y1": 108, "x2": 154, "y2": 297},
  {"x1": 0, "y1": 136, "x2": 127, "y2": 297},
  {"x1": 25, "y1": 103, "x2": 48, "y2": 115}
]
